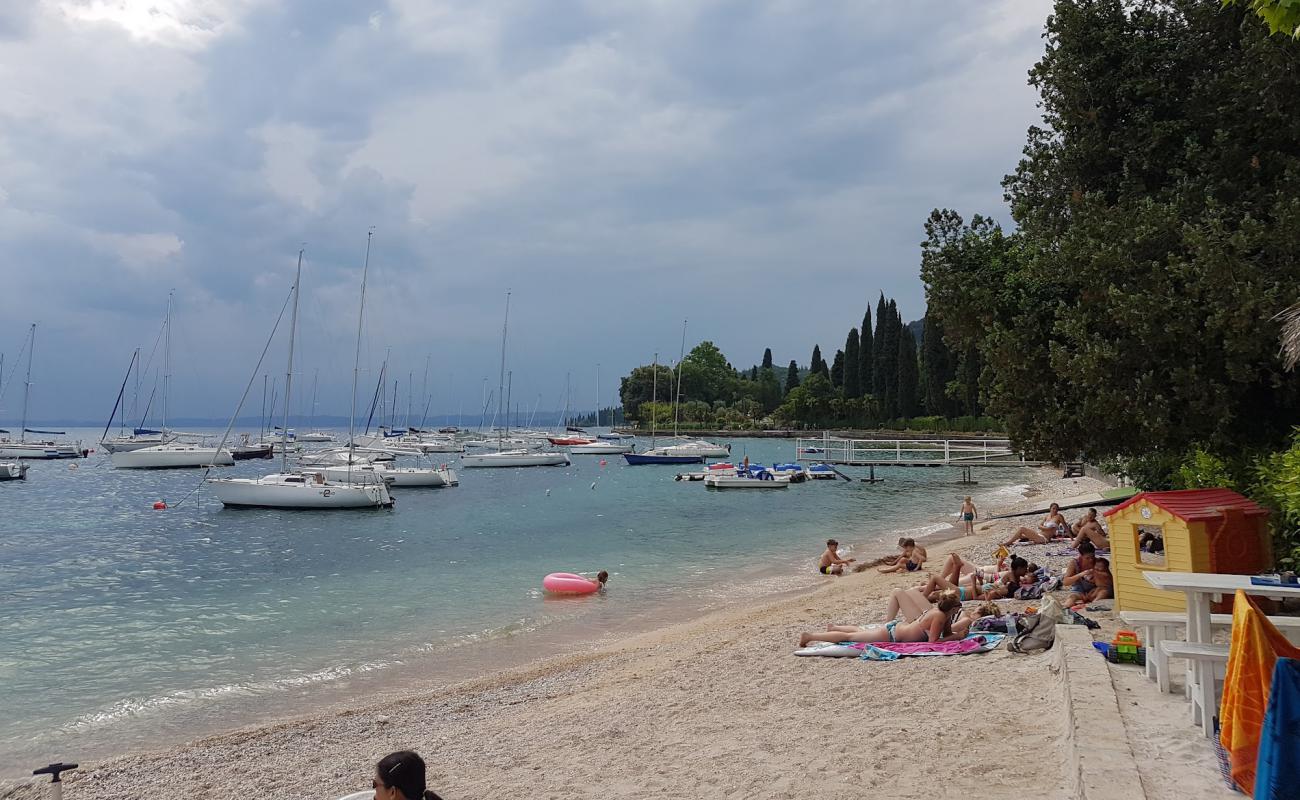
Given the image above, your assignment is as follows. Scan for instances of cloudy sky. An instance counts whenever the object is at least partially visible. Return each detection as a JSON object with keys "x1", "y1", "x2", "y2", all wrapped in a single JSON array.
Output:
[{"x1": 0, "y1": 0, "x2": 1052, "y2": 424}]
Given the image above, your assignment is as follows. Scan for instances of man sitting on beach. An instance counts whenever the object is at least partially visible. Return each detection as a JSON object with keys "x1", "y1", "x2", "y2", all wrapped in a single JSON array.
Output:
[
  {"x1": 877, "y1": 538, "x2": 927, "y2": 574},
  {"x1": 818, "y1": 539, "x2": 855, "y2": 575},
  {"x1": 1069, "y1": 509, "x2": 1110, "y2": 550}
]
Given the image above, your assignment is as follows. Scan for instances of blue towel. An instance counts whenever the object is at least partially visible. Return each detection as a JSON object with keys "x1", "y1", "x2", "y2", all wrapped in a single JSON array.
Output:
[{"x1": 1254, "y1": 657, "x2": 1300, "y2": 800}]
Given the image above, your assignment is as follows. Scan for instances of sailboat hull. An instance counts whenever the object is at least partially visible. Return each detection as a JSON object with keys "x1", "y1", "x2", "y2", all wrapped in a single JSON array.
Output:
[
  {"x1": 623, "y1": 452, "x2": 704, "y2": 465},
  {"x1": 569, "y1": 442, "x2": 634, "y2": 454},
  {"x1": 206, "y1": 474, "x2": 394, "y2": 508},
  {"x1": 461, "y1": 451, "x2": 570, "y2": 468},
  {"x1": 0, "y1": 442, "x2": 85, "y2": 459},
  {"x1": 111, "y1": 445, "x2": 234, "y2": 468}
]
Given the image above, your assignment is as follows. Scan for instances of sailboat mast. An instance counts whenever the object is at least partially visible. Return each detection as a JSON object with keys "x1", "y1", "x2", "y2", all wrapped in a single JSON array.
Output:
[
  {"x1": 650, "y1": 352, "x2": 658, "y2": 449},
  {"x1": 673, "y1": 319, "x2": 686, "y2": 438},
  {"x1": 309, "y1": 369, "x2": 318, "y2": 432},
  {"x1": 496, "y1": 291, "x2": 510, "y2": 447},
  {"x1": 260, "y1": 374, "x2": 268, "y2": 441},
  {"x1": 19, "y1": 323, "x2": 34, "y2": 443},
  {"x1": 596, "y1": 364, "x2": 601, "y2": 429},
  {"x1": 505, "y1": 370, "x2": 512, "y2": 436},
  {"x1": 281, "y1": 249, "x2": 303, "y2": 474},
  {"x1": 349, "y1": 229, "x2": 374, "y2": 472},
  {"x1": 162, "y1": 293, "x2": 173, "y2": 434}
]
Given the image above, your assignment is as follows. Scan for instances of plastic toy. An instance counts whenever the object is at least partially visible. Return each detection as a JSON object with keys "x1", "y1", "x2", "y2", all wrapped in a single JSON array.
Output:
[{"x1": 1105, "y1": 629, "x2": 1146, "y2": 665}]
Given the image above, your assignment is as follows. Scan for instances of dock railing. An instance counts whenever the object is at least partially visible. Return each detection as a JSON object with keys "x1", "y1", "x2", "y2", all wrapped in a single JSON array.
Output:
[{"x1": 794, "y1": 435, "x2": 1043, "y2": 467}]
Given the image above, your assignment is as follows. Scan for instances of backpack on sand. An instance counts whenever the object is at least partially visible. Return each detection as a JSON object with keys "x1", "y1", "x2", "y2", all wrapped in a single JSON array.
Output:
[{"x1": 1008, "y1": 595, "x2": 1062, "y2": 654}]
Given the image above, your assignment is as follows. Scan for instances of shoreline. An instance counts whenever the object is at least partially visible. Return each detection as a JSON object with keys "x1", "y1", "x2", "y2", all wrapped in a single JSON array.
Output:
[
  {"x1": 1, "y1": 467, "x2": 1116, "y2": 799},
  {"x1": 612, "y1": 428, "x2": 1007, "y2": 439}
]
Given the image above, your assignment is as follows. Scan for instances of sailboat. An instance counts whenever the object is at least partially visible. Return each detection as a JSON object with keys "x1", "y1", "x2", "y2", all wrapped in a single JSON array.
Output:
[
  {"x1": 0, "y1": 324, "x2": 86, "y2": 459},
  {"x1": 461, "y1": 292, "x2": 569, "y2": 468},
  {"x1": 569, "y1": 366, "x2": 632, "y2": 454},
  {"x1": 206, "y1": 243, "x2": 394, "y2": 508},
  {"x1": 623, "y1": 352, "x2": 701, "y2": 465},
  {"x1": 296, "y1": 369, "x2": 335, "y2": 442},
  {"x1": 646, "y1": 321, "x2": 730, "y2": 460},
  {"x1": 99, "y1": 347, "x2": 177, "y2": 453},
  {"x1": 111, "y1": 297, "x2": 234, "y2": 468}
]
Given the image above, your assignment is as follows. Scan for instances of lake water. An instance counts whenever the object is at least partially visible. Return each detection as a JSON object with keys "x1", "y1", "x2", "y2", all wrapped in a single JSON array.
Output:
[{"x1": 0, "y1": 429, "x2": 1035, "y2": 775}]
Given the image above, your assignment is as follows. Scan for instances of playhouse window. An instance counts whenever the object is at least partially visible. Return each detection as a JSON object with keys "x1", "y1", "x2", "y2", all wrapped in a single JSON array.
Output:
[{"x1": 1135, "y1": 524, "x2": 1166, "y2": 568}]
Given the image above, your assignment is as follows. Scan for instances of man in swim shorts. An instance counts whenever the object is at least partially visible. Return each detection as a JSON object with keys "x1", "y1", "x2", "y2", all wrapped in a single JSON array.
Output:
[{"x1": 818, "y1": 539, "x2": 855, "y2": 575}]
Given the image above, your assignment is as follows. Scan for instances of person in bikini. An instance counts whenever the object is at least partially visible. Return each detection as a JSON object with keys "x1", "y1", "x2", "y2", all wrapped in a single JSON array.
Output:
[
  {"x1": 1001, "y1": 502, "x2": 1068, "y2": 546},
  {"x1": 878, "y1": 538, "x2": 927, "y2": 573},
  {"x1": 798, "y1": 591, "x2": 969, "y2": 647},
  {"x1": 818, "y1": 539, "x2": 855, "y2": 575},
  {"x1": 1066, "y1": 556, "x2": 1112, "y2": 605},
  {"x1": 959, "y1": 496, "x2": 978, "y2": 535},
  {"x1": 917, "y1": 556, "x2": 1029, "y2": 602},
  {"x1": 1061, "y1": 540, "x2": 1099, "y2": 598}
]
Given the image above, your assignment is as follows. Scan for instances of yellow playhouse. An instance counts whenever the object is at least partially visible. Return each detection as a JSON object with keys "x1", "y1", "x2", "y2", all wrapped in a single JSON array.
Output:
[{"x1": 1104, "y1": 488, "x2": 1273, "y2": 612}]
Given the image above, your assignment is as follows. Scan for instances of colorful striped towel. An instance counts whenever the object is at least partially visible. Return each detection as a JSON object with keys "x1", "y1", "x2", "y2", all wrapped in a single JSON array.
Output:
[{"x1": 857, "y1": 634, "x2": 1005, "y2": 661}]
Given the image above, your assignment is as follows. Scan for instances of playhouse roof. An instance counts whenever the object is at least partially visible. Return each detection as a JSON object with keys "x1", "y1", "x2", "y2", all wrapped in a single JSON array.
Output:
[{"x1": 1104, "y1": 488, "x2": 1270, "y2": 522}]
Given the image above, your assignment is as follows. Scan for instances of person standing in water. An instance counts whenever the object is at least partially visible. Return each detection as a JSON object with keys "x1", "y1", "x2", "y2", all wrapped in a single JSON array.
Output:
[{"x1": 959, "y1": 496, "x2": 978, "y2": 536}]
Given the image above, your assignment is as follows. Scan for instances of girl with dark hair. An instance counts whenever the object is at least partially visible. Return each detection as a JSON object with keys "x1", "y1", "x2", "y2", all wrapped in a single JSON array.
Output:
[{"x1": 373, "y1": 751, "x2": 445, "y2": 800}]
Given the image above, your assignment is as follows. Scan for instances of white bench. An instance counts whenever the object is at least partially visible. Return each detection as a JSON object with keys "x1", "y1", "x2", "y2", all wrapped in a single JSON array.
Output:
[
  {"x1": 1160, "y1": 641, "x2": 1229, "y2": 729},
  {"x1": 1119, "y1": 610, "x2": 1300, "y2": 692}
]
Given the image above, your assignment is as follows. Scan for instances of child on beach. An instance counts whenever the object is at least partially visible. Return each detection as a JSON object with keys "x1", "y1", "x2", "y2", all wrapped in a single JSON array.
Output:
[
  {"x1": 877, "y1": 538, "x2": 927, "y2": 573},
  {"x1": 959, "y1": 496, "x2": 978, "y2": 535},
  {"x1": 818, "y1": 539, "x2": 855, "y2": 575},
  {"x1": 373, "y1": 750, "x2": 445, "y2": 800}
]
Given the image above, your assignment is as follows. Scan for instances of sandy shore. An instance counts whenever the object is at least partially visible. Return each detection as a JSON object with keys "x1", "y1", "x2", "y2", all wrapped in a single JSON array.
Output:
[{"x1": 1, "y1": 471, "x2": 1235, "y2": 800}]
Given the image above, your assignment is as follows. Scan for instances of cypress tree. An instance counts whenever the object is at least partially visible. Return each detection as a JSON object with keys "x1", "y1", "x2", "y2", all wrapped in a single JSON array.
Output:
[
  {"x1": 921, "y1": 312, "x2": 955, "y2": 416},
  {"x1": 749, "y1": 366, "x2": 759, "y2": 381},
  {"x1": 830, "y1": 350, "x2": 845, "y2": 388},
  {"x1": 785, "y1": 360, "x2": 800, "y2": 393},
  {"x1": 860, "y1": 308, "x2": 873, "y2": 396},
  {"x1": 761, "y1": 348, "x2": 773, "y2": 370},
  {"x1": 811, "y1": 344, "x2": 828, "y2": 378},
  {"x1": 879, "y1": 302, "x2": 901, "y2": 417},
  {"x1": 843, "y1": 328, "x2": 861, "y2": 398},
  {"x1": 872, "y1": 293, "x2": 888, "y2": 400},
  {"x1": 897, "y1": 326, "x2": 920, "y2": 418}
]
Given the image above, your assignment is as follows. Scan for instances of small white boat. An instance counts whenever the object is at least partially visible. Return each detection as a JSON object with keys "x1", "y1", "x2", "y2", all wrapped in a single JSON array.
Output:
[
  {"x1": 807, "y1": 464, "x2": 839, "y2": 480},
  {"x1": 0, "y1": 440, "x2": 85, "y2": 459},
  {"x1": 703, "y1": 472, "x2": 790, "y2": 489},
  {"x1": 297, "y1": 431, "x2": 335, "y2": 443},
  {"x1": 568, "y1": 441, "x2": 634, "y2": 455},
  {"x1": 100, "y1": 433, "x2": 172, "y2": 453},
  {"x1": 460, "y1": 449, "x2": 570, "y2": 468},
  {"x1": 597, "y1": 432, "x2": 635, "y2": 441},
  {"x1": 659, "y1": 439, "x2": 730, "y2": 458},
  {"x1": 320, "y1": 463, "x2": 458, "y2": 487},
  {"x1": 111, "y1": 443, "x2": 234, "y2": 469},
  {"x1": 207, "y1": 472, "x2": 394, "y2": 508},
  {"x1": 0, "y1": 461, "x2": 29, "y2": 481}
]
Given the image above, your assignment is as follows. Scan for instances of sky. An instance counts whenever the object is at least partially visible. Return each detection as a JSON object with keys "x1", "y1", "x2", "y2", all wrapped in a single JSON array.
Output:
[{"x1": 0, "y1": 0, "x2": 1053, "y2": 424}]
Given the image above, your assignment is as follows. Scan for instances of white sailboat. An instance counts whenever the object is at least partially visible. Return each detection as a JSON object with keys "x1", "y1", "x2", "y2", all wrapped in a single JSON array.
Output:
[
  {"x1": 206, "y1": 243, "x2": 394, "y2": 509},
  {"x1": 112, "y1": 297, "x2": 233, "y2": 468},
  {"x1": 568, "y1": 366, "x2": 631, "y2": 454},
  {"x1": 461, "y1": 292, "x2": 569, "y2": 468},
  {"x1": 0, "y1": 324, "x2": 86, "y2": 459},
  {"x1": 296, "y1": 369, "x2": 336, "y2": 442}
]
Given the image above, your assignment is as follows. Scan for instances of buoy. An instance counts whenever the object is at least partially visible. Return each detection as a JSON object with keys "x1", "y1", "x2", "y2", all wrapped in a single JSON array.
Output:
[
  {"x1": 545, "y1": 489, "x2": 551, "y2": 496},
  {"x1": 590, "y1": 481, "x2": 597, "y2": 490},
  {"x1": 599, "y1": 459, "x2": 607, "y2": 466},
  {"x1": 152, "y1": 501, "x2": 167, "y2": 510}
]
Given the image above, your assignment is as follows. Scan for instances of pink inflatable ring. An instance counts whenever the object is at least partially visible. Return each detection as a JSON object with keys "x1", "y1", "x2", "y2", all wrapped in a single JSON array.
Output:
[{"x1": 543, "y1": 572, "x2": 601, "y2": 595}]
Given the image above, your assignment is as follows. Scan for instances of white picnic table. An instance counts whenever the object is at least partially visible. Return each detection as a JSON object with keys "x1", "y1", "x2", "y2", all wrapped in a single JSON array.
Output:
[{"x1": 1142, "y1": 571, "x2": 1300, "y2": 736}]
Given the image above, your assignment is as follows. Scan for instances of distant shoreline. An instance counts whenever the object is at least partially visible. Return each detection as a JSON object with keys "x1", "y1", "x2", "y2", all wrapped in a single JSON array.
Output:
[{"x1": 613, "y1": 428, "x2": 1007, "y2": 439}]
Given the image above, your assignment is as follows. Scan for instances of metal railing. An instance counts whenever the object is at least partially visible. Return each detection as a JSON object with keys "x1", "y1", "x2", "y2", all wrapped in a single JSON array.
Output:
[{"x1": 793, "y1": 435, "x2": 1040, "y2": 466}]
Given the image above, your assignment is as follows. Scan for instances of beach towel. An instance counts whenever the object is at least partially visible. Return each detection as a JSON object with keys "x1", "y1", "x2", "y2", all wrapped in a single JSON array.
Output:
[
  {"x1": 794, "y1": 634, "x2": 1005, "y2": 660},
  {"x1": 1219, "y1": 591, "x2": 1300, "y2": 796},
  {"x1": 1254, "y1": 658, "x2": 1300, "y2": 800}
]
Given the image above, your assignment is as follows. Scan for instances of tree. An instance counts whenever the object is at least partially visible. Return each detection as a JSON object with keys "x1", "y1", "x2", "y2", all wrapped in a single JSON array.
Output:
[
  {"x1": 619, "y1": 363, "x2": 677, "y2": 422},
  {"x1": 920, "y1": 312, "x2": 957, "y2": 416},
  {"x1": 897, "y1": 327, "x2": 920, "y2": 418},
  {"x1": 843, "y1": 328, "x2": 861, "y2": 398},
  {"x1": 810, "y1": 344, "x2": 828, "y2": 378},
  {"x1": 1225, "y1": 0, "x2": 1300, "y2": 37},
  {"x1": 761, "y1": 348, "x2": 773, "y2": 370},
  {"x1": 830, "y1": 350, "x2": 845, "y2": 388},
  {"x1": 872, "y1": 293, "x2": 888, "y2": 397},
  {"x1": 922, "y1": 0, "x2": 1300, "y2": 461},
  {"x1": 749, "y1": 366, "x2": 758, "y2": 381},
  {"x1": 679, "y1": 341, "x2": 737, "y2": 406},
  {"x1": 878, "y1": 301, "x2": 901, "y2": 417},
  {"x1": 785, "y1": 360, "x2": 801, "y2": 394},
  {"x1": 860, "y1": 308, "x2": 873, "y2": 396}
]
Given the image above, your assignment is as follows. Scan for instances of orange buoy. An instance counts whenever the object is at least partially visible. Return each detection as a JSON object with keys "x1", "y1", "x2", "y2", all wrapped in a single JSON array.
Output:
[{"x1": 152, "y1": 501, "x2": 167, "y2": 510}]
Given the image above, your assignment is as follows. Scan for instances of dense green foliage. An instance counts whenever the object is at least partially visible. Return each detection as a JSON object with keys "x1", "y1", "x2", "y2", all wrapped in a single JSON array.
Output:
[{"x1": 1226, "y1": 0, "x2": 1300, "y2": 37}]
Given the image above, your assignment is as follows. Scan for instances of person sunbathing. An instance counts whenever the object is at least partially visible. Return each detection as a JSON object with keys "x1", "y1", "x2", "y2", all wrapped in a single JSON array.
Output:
[
  {"x1": 918, "y1": 556, "x2": 1028, "y2": 602},
  {"x1": 1066, "y1": 557, "x2": 1113, "y2": 605},
  {"x1": 878, "y1": 538, "x2": 927, "y2": 573},
  {"x1": 1069, "y1": 508, "x2": 1110, "y2": 550},
  {"x1": 1000, "y1": 503, "x2": 1069, "y2": 546},
  {"x1": 799, "y1": 591, "x2": 969, "y2": 647}
]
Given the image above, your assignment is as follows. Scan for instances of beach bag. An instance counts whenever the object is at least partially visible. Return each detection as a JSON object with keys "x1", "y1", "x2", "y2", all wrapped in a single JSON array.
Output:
[{"x1": 1008, "y1": 614, "x2": 1056, "y2": 653}]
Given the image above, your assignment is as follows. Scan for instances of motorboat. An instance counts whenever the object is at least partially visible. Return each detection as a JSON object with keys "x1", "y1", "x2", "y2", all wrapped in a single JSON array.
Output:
[
  {"x1": 767, "y1": 463, "x2": 809, "y2": 482},
  {"x1": 207, "y1": 471, "x2": 394, "y2": 508},
  {"x1": 623, "y1": 449, "x2": 704, "y2": 465},
  {"x1": 0, "y1": 462, "x2": 29, "y2": 481},
  {"x1": 807, "y1": 463, "x2": 839, "y2": 480},
  {"x1": 568, "y1": 441, "x2": 633, "y2": 455},
  {"x1": 658, "y1": 439, "x2": 730, "y2": 458},
  {"x1": 704, "y1": 466, "x2": 791, "y2": 489},
  {"x1": 461, "y1": 449, "x2": 570, "y2": 468},
  {"x1": 112, "y1": 443, "x2": 235, "y2": 468},
  {"x1": 547, "y1": 435, "x2": 595, "y2": 446}
]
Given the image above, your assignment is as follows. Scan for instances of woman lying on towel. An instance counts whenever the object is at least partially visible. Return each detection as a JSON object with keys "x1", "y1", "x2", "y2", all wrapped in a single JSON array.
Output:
[
  {"x1": 797, "y1": 591, "x2": 969, "y2": 647},
  {"x1": 915, "y1": 556, "x2": 1029, "y2": 602}
]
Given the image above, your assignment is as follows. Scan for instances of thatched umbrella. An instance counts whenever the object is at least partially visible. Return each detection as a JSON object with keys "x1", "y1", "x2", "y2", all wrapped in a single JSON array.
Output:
[{"x1": 1277, "y1": 303, "x2": 1300, "y2": 371}]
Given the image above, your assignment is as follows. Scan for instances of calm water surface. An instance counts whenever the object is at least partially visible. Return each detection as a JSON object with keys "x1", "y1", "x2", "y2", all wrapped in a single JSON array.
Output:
[{"x1": 0, "y1": 429, "x2": 1035, "y2": 775}]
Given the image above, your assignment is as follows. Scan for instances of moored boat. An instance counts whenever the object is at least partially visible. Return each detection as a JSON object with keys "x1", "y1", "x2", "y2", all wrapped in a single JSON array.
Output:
[
  {"x1": 0, "y1": 461, "x2": 29, "y2": 481},
  {"x1": 461, "y1": 449, "x2": 570, "y2": 468}
]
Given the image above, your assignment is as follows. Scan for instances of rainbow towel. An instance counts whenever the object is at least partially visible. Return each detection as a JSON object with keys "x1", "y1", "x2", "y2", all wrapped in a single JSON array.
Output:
[
  {"x1": 857, "y1": 634, "x2": 1005, "y2": 661},
  {"x1": 1254, "y1": 658, "x2": 1300, "y2": 799},
  {"x1": 1219, "y1": 591, "x2": 1300, "y2": 796}
]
